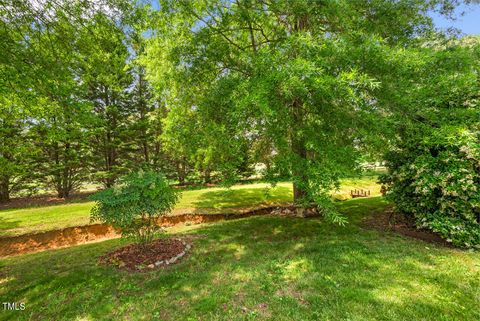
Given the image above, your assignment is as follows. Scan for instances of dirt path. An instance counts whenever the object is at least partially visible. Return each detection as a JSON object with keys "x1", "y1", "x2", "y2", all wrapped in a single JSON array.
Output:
[{"x1": 0, "y1": 206, "x2": 276, "y2": 258}]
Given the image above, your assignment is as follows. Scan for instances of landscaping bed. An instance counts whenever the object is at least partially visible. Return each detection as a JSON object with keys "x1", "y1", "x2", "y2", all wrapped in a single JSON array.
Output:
[{"x1": 99, "y1": 238, "x2": 191, "y2": 272}]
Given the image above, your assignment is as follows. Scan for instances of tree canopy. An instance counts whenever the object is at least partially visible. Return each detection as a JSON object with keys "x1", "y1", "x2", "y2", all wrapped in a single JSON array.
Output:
[
  {"x1": 1, "y1": 0, "x2": 478, "y2": 232},
  {"x1": 142, "y1": 0, "x2": 475, "y2": 219}
]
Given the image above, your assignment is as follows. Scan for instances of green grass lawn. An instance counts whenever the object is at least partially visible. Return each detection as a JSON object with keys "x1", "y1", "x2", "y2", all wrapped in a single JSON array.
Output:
[
  {"x1": 0, "y1": 197, "x2": 478, "y2": 321},
  {"x1": 0, "y1": 177, "x2": 380, "y2": 237}
]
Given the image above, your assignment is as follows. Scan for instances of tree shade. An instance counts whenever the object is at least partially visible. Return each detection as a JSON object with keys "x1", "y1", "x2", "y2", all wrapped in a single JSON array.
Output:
[{"x1": 142, "y1": 0, "x2": 468, "y2": 220}]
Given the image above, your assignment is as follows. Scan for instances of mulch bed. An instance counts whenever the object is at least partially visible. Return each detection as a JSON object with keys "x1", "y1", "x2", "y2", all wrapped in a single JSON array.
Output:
[
  {"x1": 99, "y1": 238, "x2": 189, "y2": 272},
  {"x1": 363, "y1": 208, "x2": 453, "y2": 248}
]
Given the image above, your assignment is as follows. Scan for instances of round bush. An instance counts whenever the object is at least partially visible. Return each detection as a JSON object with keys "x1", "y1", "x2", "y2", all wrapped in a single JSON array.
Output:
[
  {"x1": 90, "y1": 170, "x2": 179, "y2": 244},
  {"x1": 381, "y1": 129, "x2": 480, "y2": 249}
]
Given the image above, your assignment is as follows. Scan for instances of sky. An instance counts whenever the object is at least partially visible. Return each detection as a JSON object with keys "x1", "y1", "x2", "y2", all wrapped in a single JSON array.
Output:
[
  {"x1": 430, "y1": 3, "x2": 480, "y2": 35},
  {"x1": 147, "y1": 0, "x2": 479, "y2": 35}
]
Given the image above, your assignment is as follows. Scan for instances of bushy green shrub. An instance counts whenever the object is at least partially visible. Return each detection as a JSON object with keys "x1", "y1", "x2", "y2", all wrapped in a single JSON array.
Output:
[
  {"x1": 380, "y1": 129, "x2": 480, "y2": 248},
  {"x1": 90, "y1": 170, "x2": 179, "y2": 244}
]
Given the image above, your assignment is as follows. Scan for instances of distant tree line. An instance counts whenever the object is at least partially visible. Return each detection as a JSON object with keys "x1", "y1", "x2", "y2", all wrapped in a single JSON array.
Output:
[{"x1": 0, "y1": 0, "x2": 259, "y2": 202}]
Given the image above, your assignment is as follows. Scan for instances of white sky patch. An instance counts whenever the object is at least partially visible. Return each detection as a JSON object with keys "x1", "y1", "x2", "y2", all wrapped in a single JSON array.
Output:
[{"x1": 2, "y1": 0, "x2": 122, "y2": 25}]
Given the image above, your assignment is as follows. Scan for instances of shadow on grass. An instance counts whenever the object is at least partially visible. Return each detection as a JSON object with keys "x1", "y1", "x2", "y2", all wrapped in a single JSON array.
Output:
[
  {"x1": 192, "y1": 186, "x2": 293, "y2": 209},
  {"x1": 0, "y1": 216, "x2": 21, "y2": 237},
  {"x1": 0, "y1": 193, "x2": 94, "y2": 212},
  {"x1": 0, "y1": 198, "x2": 478, "y2": 321}
]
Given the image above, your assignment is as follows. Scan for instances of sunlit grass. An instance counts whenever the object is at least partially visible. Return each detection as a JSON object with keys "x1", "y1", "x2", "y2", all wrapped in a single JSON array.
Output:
[
  {"x1": 0, "y1": 198, "x2": 478, "y2": 321},
  {"x1": 0, "y1": 177, "x2": 379, "y2": 237}
]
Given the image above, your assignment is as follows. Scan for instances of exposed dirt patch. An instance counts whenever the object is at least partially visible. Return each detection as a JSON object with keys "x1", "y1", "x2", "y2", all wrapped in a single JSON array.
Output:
[
  {"x1": 0, "y1": 206, "x2": 278, "y2": 257},
  {"x1": 275, "y1": 285, "x2": 309, "y2": 306},
  {"x1": 0, "y1": 223, "x2": 120, "y2": 257},
  {"x1": 363, "y1": 208, "x2": 453, "y2": 248},
  {"x1": 99, "y1": 238, "x2": 187, "y2": 272}
]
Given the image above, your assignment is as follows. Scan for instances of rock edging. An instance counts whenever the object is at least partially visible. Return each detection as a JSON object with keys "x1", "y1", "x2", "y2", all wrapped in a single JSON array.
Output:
[{"x1": 145, "y1": 239, "x2": 192, "y2": 269}]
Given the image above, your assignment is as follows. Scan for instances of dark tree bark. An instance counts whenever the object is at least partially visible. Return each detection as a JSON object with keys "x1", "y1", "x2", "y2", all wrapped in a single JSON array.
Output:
[
  {"x1": 290, "y1": 15, "x2": 311, "y2": 206},
  {"x1": 203, "y1": 169, "x2": 211, "y2": 184},
  {"x1": 292, "y1": 142, "x2": 308, "y2": 204},
  {"x1": 291, "y1": 98, "x2": 308, "y2": 205},
  {"x1": 54, "y1": 143, "x2": 73, "y2": 198},
  {"x1": 0, "y1": 176, "x2": 10, "y2": 203}
]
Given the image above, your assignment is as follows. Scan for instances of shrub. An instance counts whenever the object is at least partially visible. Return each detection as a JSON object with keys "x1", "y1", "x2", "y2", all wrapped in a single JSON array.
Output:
[
  {"x1": 90, "y1": 170, "x2": 179, "y2": 245},
  {"x1": 380, "y1": 129, "x2": 480, "y2": 249}
]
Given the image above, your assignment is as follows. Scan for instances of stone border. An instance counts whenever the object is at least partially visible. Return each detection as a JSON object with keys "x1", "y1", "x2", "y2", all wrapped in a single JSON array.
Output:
[{"x1": 144, "y1": 239, "x2": 192, "y2": 270}]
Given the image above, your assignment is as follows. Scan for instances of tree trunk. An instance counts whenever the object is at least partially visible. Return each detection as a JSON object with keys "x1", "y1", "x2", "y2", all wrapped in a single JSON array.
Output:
[
  {"x1": 0, "y1": 176, "x2": 10, "y2": 203},
  {"x1": 143, "y1": 140, "x2": 149, "y2": 164},
  {"x1": 55, "y1": 142, "x2": 73, "y2": 199},
  {"x1": 177, "y1": 161, "x2": 186, "y2": 185},
  {"x1": 104, "y1": 130, "x2": 116, "y2": 188},
  {"x1": 178, "y1": 174, "x2": 185, "y2": 185},
  {"x1": 52, "y1": 142, "x2": 64, "y2": 198},
  {"x1": 57, "y1": 188, "x2": 68, "y2": 198},
  {"x1": 292, "y1": 142, "x2": 308, "y2": 206},
  {"x1": 61, "y1": 143, "x2": 71, "y2": 198},
  {"x1": 204, "y1": 169, "x2": 211, "y2": 184},
  {"x1": 289, "y1": 15, "x2": 310, "y2": 206},
  {"x1": 293, "y1": 180, "x2": 307, "y2": 203},
  {"x1": 291, "y1": 99, "x2": 308, "y2": 206}
]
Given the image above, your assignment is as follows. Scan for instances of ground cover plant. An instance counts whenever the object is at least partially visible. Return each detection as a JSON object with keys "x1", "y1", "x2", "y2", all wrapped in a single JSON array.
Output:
[{"x1": 0, "y1": 198, "x2": 479, "y2": 321}]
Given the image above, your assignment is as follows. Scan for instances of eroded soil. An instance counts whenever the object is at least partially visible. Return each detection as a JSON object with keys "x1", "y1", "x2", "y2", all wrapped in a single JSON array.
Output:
[{"x1": 0, "y1": 206, "x2": 276, "y2": 257}]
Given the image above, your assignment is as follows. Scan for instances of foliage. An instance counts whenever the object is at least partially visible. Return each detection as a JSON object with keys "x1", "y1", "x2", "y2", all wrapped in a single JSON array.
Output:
[
  {"x1": 0, "y1": 1, "x2": 175, "y2": 198},
  {"x1": 0, "y1": 0, "x2": 477, "y2": 221},
  {"x1": 381, "y1": 38, "x2": 480, "y2": 248},
  {"x1": 142, "y1": 0, "x2": 465, "y2": 222},
  {"x1": 381, "y1": 130, "x2": 480, "y2": 248},
  {"x1": 90, "y1": 170, "x2": 179, "y2": 244}
]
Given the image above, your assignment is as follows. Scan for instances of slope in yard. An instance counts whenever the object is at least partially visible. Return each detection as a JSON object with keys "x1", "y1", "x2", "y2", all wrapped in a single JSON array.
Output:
[
  {"x1": 0, "y1": 177, "x2": 380, "y2": 237},
  {"x1": 0, "y1": 198, "x2": 478, "y2": 321}
]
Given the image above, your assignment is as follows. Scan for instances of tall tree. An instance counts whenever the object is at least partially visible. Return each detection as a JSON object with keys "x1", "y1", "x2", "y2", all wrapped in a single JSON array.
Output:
[
  {"x1": 77, "y1": 11, "x2": 132, "y2": 188},
  {"x1": 0, "y1": 95, "x2": 38, "y2": 201},
  {"x1": 125, "y1": 31, "x2": 167, "y2": 172},
  {"x1": 1, "y1": 0, "x2": 134, "y2": 197},
  {"x1": 1, "y1": 0, "x2": 92, "y2": 198},
  {"x1": 143, "y1": 0, "x2": 462, "y2": 218}
]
